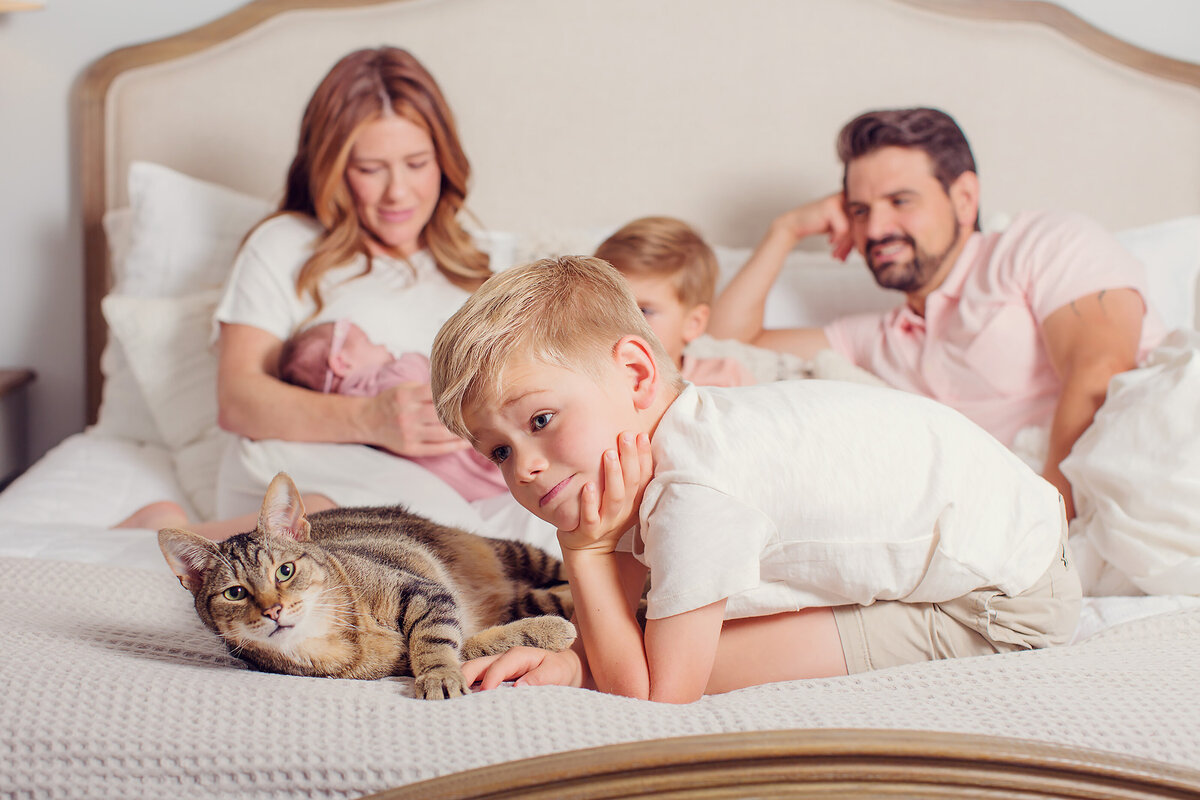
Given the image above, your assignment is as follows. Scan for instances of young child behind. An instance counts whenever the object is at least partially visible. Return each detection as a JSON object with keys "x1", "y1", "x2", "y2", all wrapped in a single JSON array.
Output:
[
  {"x1": 280, "y1": 319, "x2": 507, "y2": 503},
  {"x1": 594, "y1": 216, "x2": 881, "y2": 387},
  {"x1": 429, "y1": 255, "x2": 1081, "y2": 704}
]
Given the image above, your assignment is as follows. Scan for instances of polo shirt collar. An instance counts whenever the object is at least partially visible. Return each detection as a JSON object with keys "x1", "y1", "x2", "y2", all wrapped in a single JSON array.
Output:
[
  {"x1": 927, "y1": 231, "x2": 983, "y2": 302},
  {"x1": 889, "y1": 231, "x2": 983, "y2": 331}
]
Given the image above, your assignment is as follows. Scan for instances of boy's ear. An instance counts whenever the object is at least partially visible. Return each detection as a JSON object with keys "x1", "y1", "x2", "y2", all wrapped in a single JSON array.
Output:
[
  {"x1": 614, "y1": 335, "x2": 660, "y2": 411},
  {"x1": 681, "y1": 303, "x2": 709, "y2": 346}
]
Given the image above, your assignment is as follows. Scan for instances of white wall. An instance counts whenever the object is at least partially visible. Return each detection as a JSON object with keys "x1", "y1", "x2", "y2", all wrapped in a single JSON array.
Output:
[
  {"x1": 0, "y1": 0, "x2": 1197, "y2": 466},
  {"x1": 0, "y1": 0, "x2": 246, "y2": 466}
]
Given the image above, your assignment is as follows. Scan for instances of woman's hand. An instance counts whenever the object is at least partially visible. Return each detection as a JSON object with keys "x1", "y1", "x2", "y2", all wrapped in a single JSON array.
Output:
[
  {"x1": 461, "y1": 646, "x2": 585, "y2": 690},
  {"x1": 558, "y1": 431, "x2": 652, "y2": 554},
  {"x1": 367, "y1": 383, "x2": 470, "y2": 457}
]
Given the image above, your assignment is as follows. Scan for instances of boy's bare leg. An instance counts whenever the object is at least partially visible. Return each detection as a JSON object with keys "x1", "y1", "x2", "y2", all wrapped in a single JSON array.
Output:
[
  {"x1": 112, "y1": 494, "x2": 336, "y2": 541},
  {"x1": 705, "y1": 607, "x2": 846, "y2": 694}
]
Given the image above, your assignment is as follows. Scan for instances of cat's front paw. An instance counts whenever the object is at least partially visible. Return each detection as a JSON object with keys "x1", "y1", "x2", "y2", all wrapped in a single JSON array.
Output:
[
  {"x1": 531, "y1": 615, "x2": 577, "y2": 652},
  {"x1": 413, "y1": 665, "x2": 470, "y2": 700}
]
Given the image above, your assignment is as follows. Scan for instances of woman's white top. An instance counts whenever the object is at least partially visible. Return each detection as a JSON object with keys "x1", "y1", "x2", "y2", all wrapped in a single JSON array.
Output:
[{"x1": 214, "y1": 214, "x2": 471, "y2": 355}]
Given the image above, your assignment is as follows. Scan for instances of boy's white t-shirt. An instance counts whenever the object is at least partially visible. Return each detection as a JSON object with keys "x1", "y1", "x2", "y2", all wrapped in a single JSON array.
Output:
[
  {"x1": 214, "y1": 214, "x2": 471, "y2": 356},
  {"x1": 620, "y1": 381, "x2": 1064, "y2": 621}
]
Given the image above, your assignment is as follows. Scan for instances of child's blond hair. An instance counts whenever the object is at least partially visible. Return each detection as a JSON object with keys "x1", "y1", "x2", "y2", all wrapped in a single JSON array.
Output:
[
  {"x1": 431, "y1": 255, "x2": 682, "y2": 440},
  {"x1": 593, "y1": 216, "x2": 718, "y2": 308}
]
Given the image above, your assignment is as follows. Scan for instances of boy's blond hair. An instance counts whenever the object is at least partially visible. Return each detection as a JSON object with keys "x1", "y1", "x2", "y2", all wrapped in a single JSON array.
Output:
[
  {"x1": 593, "y1": 216, "x2": 718, "y2": 308},
  {"x1": 431, "y1": 255, "x2": 682, "y2": 440}
]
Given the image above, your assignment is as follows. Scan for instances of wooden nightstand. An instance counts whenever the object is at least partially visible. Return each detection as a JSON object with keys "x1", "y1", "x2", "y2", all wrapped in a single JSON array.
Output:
[{"x1": 0, "y1": 369, "x2": 35, "y2": 490}]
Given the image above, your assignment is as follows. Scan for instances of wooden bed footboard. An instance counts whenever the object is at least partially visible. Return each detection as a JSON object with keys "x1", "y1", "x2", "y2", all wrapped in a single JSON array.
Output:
[{"x1": 369, "y1": 728, "x2": 1200, "y2": 800}]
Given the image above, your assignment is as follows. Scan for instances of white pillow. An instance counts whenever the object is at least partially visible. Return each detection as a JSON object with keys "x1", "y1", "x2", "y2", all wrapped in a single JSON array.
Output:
[
  {"x1": 101, "y1": 289, "x2": 232, "y2": 520},
  {"x1": 1115, "y1": 216, "x2": 1200, "y2": 332},
  {"x1": 512, "y1": 226, "x2": 613, "y2": 267},
  {"x1": 93, "y1": 163, "x2": 273, "y2": 446},
  {"x1": 713, "y1": 246, "x2": 896, "y2": 329},
  {"x1": 117, "y1": 161, "x2": 274, "y2": 297},
  {"x1": 92, "y1": 208, "x2": 165, "y2": 445}
]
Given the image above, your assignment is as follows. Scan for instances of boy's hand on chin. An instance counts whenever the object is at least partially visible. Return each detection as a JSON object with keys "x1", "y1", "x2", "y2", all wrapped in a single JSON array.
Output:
[{"x1": 558, "y1": 432, "x2": 652, "y2": 554}]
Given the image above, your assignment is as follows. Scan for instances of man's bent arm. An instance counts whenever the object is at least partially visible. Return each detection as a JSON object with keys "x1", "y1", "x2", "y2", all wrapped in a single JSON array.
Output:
[{"x1": 1040, "y1": 288, "x2": 1145, "y2": 519}]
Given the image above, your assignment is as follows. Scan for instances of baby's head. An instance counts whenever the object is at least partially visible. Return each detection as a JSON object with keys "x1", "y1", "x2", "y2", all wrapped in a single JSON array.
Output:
[
  {"x1": 594, "y1": 216, "x2": 718, "y2": 365},
  {"x1": 431, "y1": 255, "x2": 681, "y2": 529},
  {"x1": 278, "y1": 319, "x2": 392, "y2": 393}
]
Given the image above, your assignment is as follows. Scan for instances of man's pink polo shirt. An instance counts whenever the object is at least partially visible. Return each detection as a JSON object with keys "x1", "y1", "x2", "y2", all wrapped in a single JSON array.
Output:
[{"x1": 824, "y1": 210, "x2": 1166, "y2": 446}]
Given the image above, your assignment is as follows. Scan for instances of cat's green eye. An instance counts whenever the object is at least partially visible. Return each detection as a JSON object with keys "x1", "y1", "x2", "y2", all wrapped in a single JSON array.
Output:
[
  {"x1": 223, "y1": 586, "x2": 247, "y2": 601},
  {"x1": 276, "y1": 562, "x2": 296, "y2": 583}
]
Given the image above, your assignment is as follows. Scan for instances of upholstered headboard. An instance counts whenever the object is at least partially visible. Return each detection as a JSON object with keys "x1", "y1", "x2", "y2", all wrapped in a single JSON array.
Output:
[{"x1": 77, "y1": 0, "x2": 1200, "y2": 420}]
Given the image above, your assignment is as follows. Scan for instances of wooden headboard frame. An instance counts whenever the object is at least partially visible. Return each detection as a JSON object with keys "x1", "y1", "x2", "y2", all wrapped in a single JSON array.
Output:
[{"x1": 76, "y1": 0, "x2": 1200, "y2": 424}]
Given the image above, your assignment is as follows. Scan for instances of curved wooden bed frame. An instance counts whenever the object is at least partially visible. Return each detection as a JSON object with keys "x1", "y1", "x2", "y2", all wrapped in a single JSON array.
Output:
[
  {"x1": 370, "y1": 729, "x2": 1200, "y2": 799},
  {"x1": 73, "y1": 1, "x2": 1200, "y2": 795}
]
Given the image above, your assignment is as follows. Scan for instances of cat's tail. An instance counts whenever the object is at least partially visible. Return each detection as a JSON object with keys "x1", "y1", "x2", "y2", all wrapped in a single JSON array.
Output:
[{"x1": 488, "y1": 538, "x2": 566, "y2": 587}]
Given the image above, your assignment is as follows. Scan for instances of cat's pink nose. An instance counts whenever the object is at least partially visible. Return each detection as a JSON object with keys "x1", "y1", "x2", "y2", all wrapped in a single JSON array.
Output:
[{"x1": 262, "y1": 604, "x2": 282, "y2": 621}]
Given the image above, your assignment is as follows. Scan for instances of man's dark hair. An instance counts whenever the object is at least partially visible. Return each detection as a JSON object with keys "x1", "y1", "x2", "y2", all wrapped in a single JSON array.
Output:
[{"x1": 837, "y1": 108, "x2": 980, "y2": 230}]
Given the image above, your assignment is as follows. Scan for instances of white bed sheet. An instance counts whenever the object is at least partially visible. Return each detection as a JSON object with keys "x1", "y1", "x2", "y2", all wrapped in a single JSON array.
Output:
[
  {"x1": 1, "y1": 428, "x2": 1196, "y2": 645},
  {"x1": 0, "y1": 431, "x2": 193, "y2": 571}
]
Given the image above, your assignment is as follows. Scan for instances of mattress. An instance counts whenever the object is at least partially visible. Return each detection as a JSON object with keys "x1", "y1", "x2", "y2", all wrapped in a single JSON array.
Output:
[{"x1": 2, "y1": 553, "x2": 1199, "y2": 798}]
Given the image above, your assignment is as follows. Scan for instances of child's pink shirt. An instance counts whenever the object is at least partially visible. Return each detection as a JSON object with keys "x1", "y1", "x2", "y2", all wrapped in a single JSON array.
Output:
[
  {"x1": 824, "y1": 210, "x2": 1166, "y2": 446},
  {"x1": 680, "y1": 354, "x2": 755, "y2": 387},
  {"x1": 339, "y1": 354, "x2": 508, "y2": 502}
]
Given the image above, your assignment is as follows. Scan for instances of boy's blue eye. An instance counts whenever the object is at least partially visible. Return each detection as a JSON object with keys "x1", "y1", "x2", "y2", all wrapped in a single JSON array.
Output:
[
  {"x1": 532, "y1": 412, "x2": 552, "y2": 431},
  {"x1": 638, "y1": 306, "x2": 655, "y2": 317},
  {"x1": 490, "y1": 445, "x2": 511, "y2": 464}
]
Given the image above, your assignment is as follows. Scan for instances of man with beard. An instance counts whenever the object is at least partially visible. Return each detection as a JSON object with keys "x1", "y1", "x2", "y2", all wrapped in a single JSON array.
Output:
[{"x1": 708, "y1": 107, "x2": 1165, "y2": 519}]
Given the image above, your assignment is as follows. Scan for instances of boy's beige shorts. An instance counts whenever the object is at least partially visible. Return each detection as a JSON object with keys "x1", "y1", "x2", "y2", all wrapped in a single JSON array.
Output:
[{"x1": 831, "y1": 516, "x2": 1082, "y2": 674}]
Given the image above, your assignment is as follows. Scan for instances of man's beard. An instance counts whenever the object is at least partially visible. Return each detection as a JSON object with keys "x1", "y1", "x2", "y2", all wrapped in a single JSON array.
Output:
[{"x1": 865, "y1": 222, "x2": 961, "y2": 293}]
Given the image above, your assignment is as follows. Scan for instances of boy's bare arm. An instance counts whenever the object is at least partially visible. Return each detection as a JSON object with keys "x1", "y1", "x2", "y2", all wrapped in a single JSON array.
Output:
[
  {"x1": 563, "y1": 550, "x2": 652, "y2": 698},
  {"x1": 643, "y1": 600, "x2": 727, "y2": 703}
]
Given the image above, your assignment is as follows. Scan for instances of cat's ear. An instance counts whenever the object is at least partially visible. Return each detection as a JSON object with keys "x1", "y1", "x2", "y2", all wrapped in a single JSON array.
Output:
[
  {"x1": 158, "y1": 528, "x2": 219, "y2": 594},
  {"x1": 258, "y1": 472, "x2": 312, "y2": 542}
]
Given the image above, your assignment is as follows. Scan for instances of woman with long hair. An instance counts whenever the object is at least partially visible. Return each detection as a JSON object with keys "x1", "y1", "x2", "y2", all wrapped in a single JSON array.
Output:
[{"x1": 207, "y1": 47, "x2": 512, "y2": 527}]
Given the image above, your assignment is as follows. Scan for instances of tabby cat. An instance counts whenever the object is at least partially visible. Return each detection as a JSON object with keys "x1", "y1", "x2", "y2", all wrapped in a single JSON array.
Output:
[{"x1": 158, "y1": 472, "x2": 575, "y2": 699}]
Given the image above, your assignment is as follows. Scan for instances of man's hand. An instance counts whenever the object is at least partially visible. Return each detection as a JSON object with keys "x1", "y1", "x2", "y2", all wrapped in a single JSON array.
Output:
[
  {"x1": 557, "y1": 432, "x2": 652, "y2": 553},
  {"x1": 769, "y1": 192, "x2": 854, "y2": 261}
]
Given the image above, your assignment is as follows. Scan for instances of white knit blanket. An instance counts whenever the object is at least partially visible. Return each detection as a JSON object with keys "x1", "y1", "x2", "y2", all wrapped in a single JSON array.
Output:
[{"x1": 3, "y1": 556, "x2": 1199, "y2": 799}]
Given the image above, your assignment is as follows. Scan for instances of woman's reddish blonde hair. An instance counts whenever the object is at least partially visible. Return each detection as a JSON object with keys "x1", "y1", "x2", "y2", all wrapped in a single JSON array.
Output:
[{"x1": 281, "y1": 47, "x2": 489, "y2": 314}]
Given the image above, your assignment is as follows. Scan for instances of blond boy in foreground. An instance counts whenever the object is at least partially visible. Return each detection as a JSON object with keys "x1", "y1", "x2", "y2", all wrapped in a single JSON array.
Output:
[{"x1": 430, "y1": 256, "x2": 1081, "y2": 704}]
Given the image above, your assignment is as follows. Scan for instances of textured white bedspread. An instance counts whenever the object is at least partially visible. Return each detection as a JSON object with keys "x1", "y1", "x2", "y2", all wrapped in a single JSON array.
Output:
[{"x1": 3, "y1": 556, "x2": 1199, "y2": 799}]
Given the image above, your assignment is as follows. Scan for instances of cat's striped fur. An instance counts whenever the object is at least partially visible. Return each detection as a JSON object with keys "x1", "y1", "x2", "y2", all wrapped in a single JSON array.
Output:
[{"x1": 158, "y1": 472, "x2": 574, "y2": 699}]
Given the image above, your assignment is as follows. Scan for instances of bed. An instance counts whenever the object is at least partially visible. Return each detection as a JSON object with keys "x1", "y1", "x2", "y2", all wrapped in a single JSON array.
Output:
[{"x1": 3, "y1": 0, "x2": 1200, "y2": 796}]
